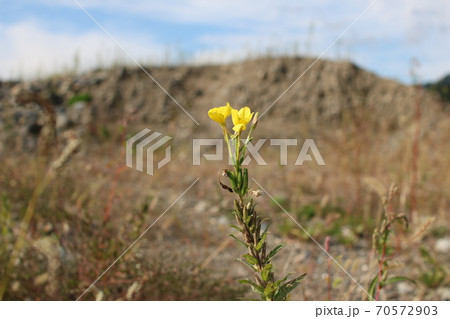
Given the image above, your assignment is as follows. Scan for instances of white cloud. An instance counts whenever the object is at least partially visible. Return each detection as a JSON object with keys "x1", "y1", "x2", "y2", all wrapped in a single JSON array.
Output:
[
  {"x1": 0, "y1": 20, "x2": 165, "y2": 80},
  {"x1": 1, "y1": 0, "x2": 449, "y2": 82}
]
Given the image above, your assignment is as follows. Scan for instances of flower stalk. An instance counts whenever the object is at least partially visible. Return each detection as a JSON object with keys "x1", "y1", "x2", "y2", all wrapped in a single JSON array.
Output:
[
  {"x1": 368, "y1": 184, "x2": 415, "y2": 300},
  {"x1": 209, "y1": 103, "x2": 305, "y2": 301}
]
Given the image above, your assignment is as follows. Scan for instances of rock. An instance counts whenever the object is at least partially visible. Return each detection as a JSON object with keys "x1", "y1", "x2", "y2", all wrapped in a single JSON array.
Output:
[
  {"x1": 33, "y1": 237, "x2": 62, "y2": 296},
  {"x1": 437, "y1": 287, "x2": 450, "y2": 300},
  {"x1": 216, "y1": 216, "x2": 229, "y2": 226},
  {"x1": 126, "y1": 282, "x2": 141, "y2": 300},
  {"x1": 435, "y1": 237, "x2": 450, "y2": 253},
  {"x1": 194, "y1": 200, "x2": 208, "y2": 214},
  {"x1": 95, "y1": 290, "x2": 104, "y2": 301},
  {"x1": 56, "y1": 108, "x2": 69, "y2": 131},
  {"x1": 397, "y1": 281, "x2": 414, "y2": 295},
  {"x1": 34, "y1": 273, "x2": 49, "y2": 286},
  {"x1": 11, "y1": 281, "x2": 20, "y2": 292},
  {"x1": 341, "y1": 226, "x2": 357, "y2": 243}
]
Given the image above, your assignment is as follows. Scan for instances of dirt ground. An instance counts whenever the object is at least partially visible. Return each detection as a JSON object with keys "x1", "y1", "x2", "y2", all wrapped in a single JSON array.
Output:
[{"x1": 0, "y1": 57, "x2": 449, "y2": 300}]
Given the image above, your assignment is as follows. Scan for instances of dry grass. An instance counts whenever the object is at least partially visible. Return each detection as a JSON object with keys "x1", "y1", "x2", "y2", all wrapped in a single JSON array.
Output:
[{"x1": 0, "y1": 61, "x2": 449, "y2": 301}]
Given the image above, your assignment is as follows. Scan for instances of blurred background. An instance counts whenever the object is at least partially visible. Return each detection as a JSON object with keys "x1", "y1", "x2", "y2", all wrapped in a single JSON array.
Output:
[{"x1": 0, "y1": 0, "x2": 449, "y2": 301}]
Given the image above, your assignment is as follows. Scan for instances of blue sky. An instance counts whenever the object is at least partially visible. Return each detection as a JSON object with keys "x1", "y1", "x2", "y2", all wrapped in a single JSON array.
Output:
[{"x1": 0, "y1": 0, "x2": 448, "y2": 83}]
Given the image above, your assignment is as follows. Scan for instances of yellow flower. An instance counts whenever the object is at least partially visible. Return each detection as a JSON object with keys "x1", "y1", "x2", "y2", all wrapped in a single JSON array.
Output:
[
  {"x1": 231, "y1": 106, "x2": 253, "y2": 133},
  {"x1": 208, "y1": 103, "x2": 232, "y2": 125}
]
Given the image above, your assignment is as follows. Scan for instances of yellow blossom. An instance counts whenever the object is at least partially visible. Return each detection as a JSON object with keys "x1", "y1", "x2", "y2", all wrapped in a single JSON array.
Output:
[
  {"x1": 208, "y1": 103, "x2": 232, "y2": 125},
  {"x1": 231, "y1": 106, "x2": 253, "y2": 133}
]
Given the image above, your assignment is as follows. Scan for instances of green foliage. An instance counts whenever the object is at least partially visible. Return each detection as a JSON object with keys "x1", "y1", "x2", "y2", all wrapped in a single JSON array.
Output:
[
  {"x1": 0, "y1": 194, "x2": 13, "y2": 276},
  {"x1": 219, "y1": 111, "x2": 304, "y2": 301},
  {"x1": 0, "y1": 193, "x2": 11, "y2": 238},
  {"x1": 369, "y1": 184, "x2": 412, "y2": 301},
  {"x1": 425, "y1": 77, "x2": 450, "y2": 103},
  {"x1": 429, "y1": 225, "x2": 448, "y2": 239},
  {"x1": 265, "y1": 244, "x2": 285, "y2": 263},
  {"x1": 418, "y1": 246, "x2": 447, "y2": 288},
  {"x1": 278, "y1": 201, "x2": 371, "y2": 246},
  {"x1": 68, "y1": 93, "x2": 92, "y2": 106},
  {"x1": 273, "y1": 274, "x2": 306, "y2": 301},
  {"x1": 297, "y1": 204, "x2": 316, "y2": 220}
]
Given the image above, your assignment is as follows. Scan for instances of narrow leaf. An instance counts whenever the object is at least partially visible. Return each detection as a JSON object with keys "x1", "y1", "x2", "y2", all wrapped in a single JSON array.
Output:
[
  {"x1": 229, "y1": 234, "x2": 248, "y2": 248},
  {"x1": 265, "y1": 243, "x2": 285, "y2": 263},
  {"x1": 241, "y1": 168, "x2": 248, "y2": 197},
  {"x1": 235, "y1": 258, "x2": 255, "y2": 271},
  {"x1": 263, "y1": 283, "x2": 275, "y2": 298},
  {"x1": 274, "y1": 274, "x2": 291, "y2": 287},
  {"x1": 261, "y1": 264, "x2": 273, "y2": 282},
  {"x1": 384, "y1": 276, "x2": 416, "y2": 286},
  {"x1": 256, "y1": 231, "x2": 268, "y2": 252},
  {"x1": 243, "y1": 254, "x2": 258, "y2": 265},
  {"x1": 238, "y1": 279, "x2": 264, "y2": 295},
  {"x1": 229, "y1": 224, "x2": 243, "y2": 233},
  {"x1": 368, "y1": 275, "x2": 378, "y2": 300},
  {"x1": 273, "y1": 273, "x2": 306, "y2": 301}
]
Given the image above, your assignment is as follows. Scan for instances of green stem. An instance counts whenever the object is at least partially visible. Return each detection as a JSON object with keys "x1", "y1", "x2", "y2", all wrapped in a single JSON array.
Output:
[
  {"x1": 236, "y1": 134, "x2": 241, "y2": 170},
  {"x1": 222, "y1": 127, "x2": 234, "y2": 164}
]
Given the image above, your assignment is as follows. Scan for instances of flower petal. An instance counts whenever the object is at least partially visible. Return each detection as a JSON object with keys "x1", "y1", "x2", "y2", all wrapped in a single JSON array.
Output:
[
  {"x1": 233, "y1": 123, "x2": 246, "y2": 133},
  {"x1": 221, "y1": 103, "x2": 232, "y2": 118},
  {"x1": 239, "y1": 107, "x2": 251, "y2": 120},
  {"x1": 208, "y1": 109, "x2": 225, "y2": 124},
  {"x1": 231, "y1": 108, "x2": 240, "y2": 126}
]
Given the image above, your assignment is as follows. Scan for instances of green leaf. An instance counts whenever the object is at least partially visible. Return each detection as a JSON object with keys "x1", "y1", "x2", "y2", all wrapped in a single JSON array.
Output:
[
  {"x1": 226, "y1": 170, "x2": 238, "y2": 192},
  {"x1": 240, "y1": 168, "x2": 248, "y2": 197},
  {"x1": 238, "y1": 279, "x2": 264, "y2": 295},
  {"x1": 273, "y1": 273, "x2": 306, "y2": 301},
  {"x1": 68, "y1": 93, "x2": 92, "y2": 106},
  {"x1": 274, "y1": 274, "x2": 290, "y2": 287},
  {"x1": 256, "y1": 231, "x2": 268, "y2": 252},
  {"x1": 368, "y1": 275, "x2": 378, "y2": 300},
  {"x1": 243, "y1": 254, "x2": 258, "y2": 266},
  {"x1": 261, "y1": 264, "x2": 273, "y2": 282},
  {"x1": 263, "y1": 283, "x2": 275, "y2": 298},
  {"x1": 384, "y1": 276, "x2": 416, "y2": 286},
  {"x1": 231, "y1": 209, "x2": 242, "y2": 220},
  {"x1": 229, "y1": 224, "x2": 243, "y2": 233},
  {"x1": 229, "y1": 234, "x2": 248, "y2": 248},
  {"x1": 225, "y1": 169, "x2": 235, "y2": 181},
  {"x1": 235, "y1": 258, "x2": 255, "y2": 271},
  {"x1": 237, "y1": 169, "x2": 242, "y2": 190},
  {"x1": 265, "y1": 243, "x2": 285, "y2": 263}
]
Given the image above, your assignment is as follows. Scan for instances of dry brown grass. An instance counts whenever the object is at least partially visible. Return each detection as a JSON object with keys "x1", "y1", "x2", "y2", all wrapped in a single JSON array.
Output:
[{"x1": 0, "y1": 59, "x2": 449, "y2": 300}]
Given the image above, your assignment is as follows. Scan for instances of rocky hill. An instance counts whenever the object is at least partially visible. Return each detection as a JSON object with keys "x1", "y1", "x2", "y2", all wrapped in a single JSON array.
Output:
[{"x1": 0, "y1": 57, "x2": 447, "y2": 154}]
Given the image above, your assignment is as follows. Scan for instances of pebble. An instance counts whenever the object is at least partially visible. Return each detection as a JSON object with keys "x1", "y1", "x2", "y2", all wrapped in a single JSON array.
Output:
[
  {"x1": 397, "y1": 281, "x2": 414, "y2": 295},
  {"x1": 11, "y1": 281, "x2": 20, "y2": 292},
  {"x1": 34, "y1": 273, "x2": 49, "y2": 286},
  {"x1": 437, "y1": 287, "x2": 450, "y2": 300},
  {"x1": 216, "y1": 216, "x2": 229, "y2": 226},
  {"x1": 194, "y1": 201, "x2": 208, "y2": 214},
  {"x1": 434, "y1": 237, "x2": 450, "y2": 253}
]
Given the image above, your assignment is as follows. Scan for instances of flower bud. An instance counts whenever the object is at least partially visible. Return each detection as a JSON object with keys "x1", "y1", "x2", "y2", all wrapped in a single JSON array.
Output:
[{"x1": 251, "y1": 112, "x2": 259, "y2": 129}]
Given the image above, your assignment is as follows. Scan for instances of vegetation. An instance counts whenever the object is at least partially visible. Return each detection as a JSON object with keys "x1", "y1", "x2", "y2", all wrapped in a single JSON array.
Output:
[{"x1": 0, "y1": 58, "x2": 448, "y2": 300}]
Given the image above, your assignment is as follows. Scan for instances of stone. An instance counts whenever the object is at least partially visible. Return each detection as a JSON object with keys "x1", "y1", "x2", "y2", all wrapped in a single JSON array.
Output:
[{"x1": 435, "y1": 237, "x2": 450, "y2": 253}]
